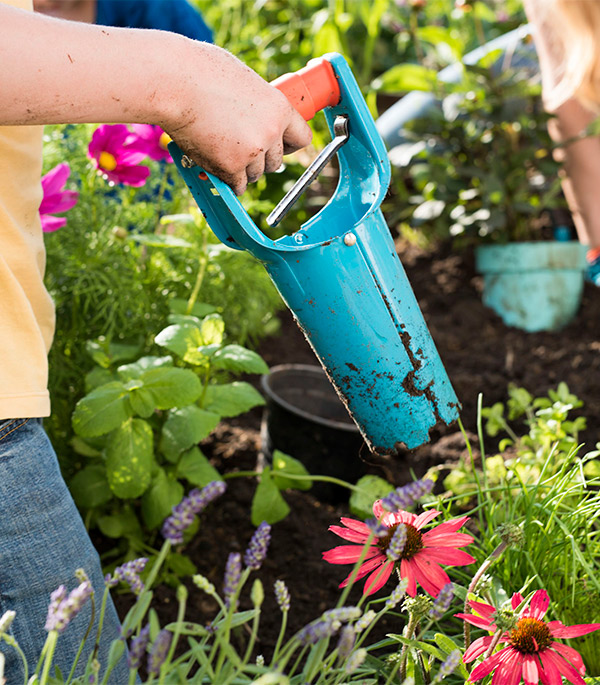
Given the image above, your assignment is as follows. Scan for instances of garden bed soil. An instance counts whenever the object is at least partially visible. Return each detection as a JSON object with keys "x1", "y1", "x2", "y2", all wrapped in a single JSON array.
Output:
[{"x1": 114, "y1": 242, "x2": 600, "y2": 657}]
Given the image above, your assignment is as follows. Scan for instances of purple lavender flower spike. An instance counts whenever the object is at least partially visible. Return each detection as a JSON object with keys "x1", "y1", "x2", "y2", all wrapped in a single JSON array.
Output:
[
  {"x1": 161, "y1": 481, "x2": 226, "y2": 544},
  {"x1": 128, "y1": 624, "x2": 151, "y2": 670},
  {"x1": 380, "y1": 478, "x2": 434, "y2": 512},
  {"x1": 364, "y1": 518, "x2": 387, "y2": 537},
  {"x1": 223, "y1": 552, "x2": 242, "y2": 608},
  {"x1": 429, "y1": 582, "x2": 454, "y2": 620},
  {"x1": 45, "y1": 581, "x2": 93, "y2": 633},
  {"x1": 244, "y1": 522, "x2": 271, "y2": 570},
  {"x1": 105, "y1": 558, "x2": 148, "y2": 595},
  {"x1": 274, "y1": 580, "x2": 290, "y2": 613},
  {"x1": 386, "y1": 523, "x2": 407, "y2": 562},
  {"x1": 147, "y1": 629, "x2": 172, "y2": 677}
]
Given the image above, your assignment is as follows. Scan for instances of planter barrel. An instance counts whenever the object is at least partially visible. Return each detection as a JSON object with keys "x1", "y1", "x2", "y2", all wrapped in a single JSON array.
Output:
[
  {"x1": 475, "y1": 241, "x2": 587, "y2": 332},
  {"x1": 261, "y1": 364, "x2": 366, "y2": 502}
]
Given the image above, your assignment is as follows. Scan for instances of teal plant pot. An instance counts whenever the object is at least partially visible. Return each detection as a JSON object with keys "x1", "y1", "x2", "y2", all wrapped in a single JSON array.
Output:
[{"x1": 475, "y1": 241, "x2": 588, "y2": 332}]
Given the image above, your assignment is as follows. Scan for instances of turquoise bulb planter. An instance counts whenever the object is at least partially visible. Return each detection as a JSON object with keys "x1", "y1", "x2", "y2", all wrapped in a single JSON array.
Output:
[{"x1": 475, "y1": 241, "x2": 588, "y2": 332}]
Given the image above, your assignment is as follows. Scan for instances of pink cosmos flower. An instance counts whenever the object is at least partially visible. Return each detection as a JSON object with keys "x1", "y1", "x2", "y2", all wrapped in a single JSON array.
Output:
[
  {"x1": 322, "y1": 500, "x2": 475, "y2": 597},
  {"x1": 39, "y1": 162, "x2": 79, "y2": 233},
  {"x1": 130, "y1": 124, "x2": 173, "y2": 163},
  {"x1": 456, "y1": 589, "x2": 600, "y2": 685},
  {"x1": 88, "y1": 124, "x2": 150, "y2": 187}
]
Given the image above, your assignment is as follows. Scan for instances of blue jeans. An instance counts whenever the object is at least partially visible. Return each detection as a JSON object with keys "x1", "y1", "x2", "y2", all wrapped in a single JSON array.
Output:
[{"x1": 0, "y1": 419, "x2": 130, "y2": 684}]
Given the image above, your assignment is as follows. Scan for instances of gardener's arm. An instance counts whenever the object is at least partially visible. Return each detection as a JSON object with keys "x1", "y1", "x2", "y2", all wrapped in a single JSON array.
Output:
[{"x1": 0, "y1": 3, "x2": 311, "y2": 195}]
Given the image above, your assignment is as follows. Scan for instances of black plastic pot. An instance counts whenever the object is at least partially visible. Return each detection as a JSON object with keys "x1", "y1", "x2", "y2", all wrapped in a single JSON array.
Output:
[{"x1": 260, "y1": 364, "x2": 366, "y2": 502}]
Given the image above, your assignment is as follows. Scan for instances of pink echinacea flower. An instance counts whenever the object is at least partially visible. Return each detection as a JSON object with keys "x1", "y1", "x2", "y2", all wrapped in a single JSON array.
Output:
[
  {"x1": 130, "y1": 124, "x2": 173, "y2": 162},
  {"x1": 456, "y1": 589, "x2": 600, "y2": 685},
  {"x1": 88, "y1": 124, "x2": 150, "y2": 186},
  {"x1": 323, "y1": 500, "x2": 475, "y2": 597},
  {"x1": 39, "y1": 162, "x2": 79, "y2": 232}
]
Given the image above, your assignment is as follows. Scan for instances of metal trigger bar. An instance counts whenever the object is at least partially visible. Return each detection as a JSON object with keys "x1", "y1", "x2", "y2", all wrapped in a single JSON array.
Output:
[{"x1": 266, "y1": 115, "x2": 349, "y2": 228}]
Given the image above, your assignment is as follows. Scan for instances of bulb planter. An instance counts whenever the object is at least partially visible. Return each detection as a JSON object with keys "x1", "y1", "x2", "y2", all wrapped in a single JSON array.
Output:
[{"x1": 475, "y1": 241, "x2": 588, "y2": 332}]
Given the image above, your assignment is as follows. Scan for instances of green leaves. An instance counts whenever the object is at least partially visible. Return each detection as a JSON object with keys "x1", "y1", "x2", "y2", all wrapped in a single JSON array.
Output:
[
  {"x1": 349, "y1": 475, "x2": 394, "y2": 519},
  {"x1": 160, "y1": 406, "x2": 220, "y2": 462},
  {"x1": 251, "y1": 466, "x2": 290, "y2": 526},
  {"x1": 177, "y1": 446, "x2": 222, "y2": 486},
  {"x1": 72, "y1": 382, "x2": 132, "y2": 438},
  {"x1": 105, "y1": 419, "x2": 155, "y2": 498},
  {"x1": 141, "y1": 469, "x2": 185, "y2": 529},
  {"x1": 202, "y1": 382, "x2": 265, "y2": 417},
  {"x1": 372, "y1": 64, "x2": 438, "y2": 94},
  {"x1": 212, "y1": 345, "x2": 269, "y2": 374}
]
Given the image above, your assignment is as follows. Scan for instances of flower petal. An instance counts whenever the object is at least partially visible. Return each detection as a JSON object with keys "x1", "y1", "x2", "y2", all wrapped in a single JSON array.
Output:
[
  {"x1": 410, "y1": 554, "x2": 450, "y2": 597},
  {"x1": 493, "y1": 648, "x2": 524, "y2": 685},
  {"x1": 339, "y1": 517, "x2": 372, "y2": 536},
  {"x1": 530, "y1": 590, "x2": 550, "y2": 620},
  {"x1": 363, "y1": 559, "x2": 394, "y2": 596},
  {"x1": 522, "y1": 654, "x2": 540, "y2": 685},
  {"x1": 511, "y1": 592, "x2": 524, "y2": 610},
  {"x1": 463, "y1": 635, "x2": 493, "y2": 663},
  {"x1": 41, "y1": 214, "x2": 67, "y2": 232},
  {"x1": 322, "y1": 545, "x2": 380, "y2": 564},
  {"x1": 469, "y1": 646, "x2": 512, "y2": 681},
  {"x1": 399, "y1": 558, "x2": 417, "y2": 597},
  {"x1": 422, "y1": 530, "x2": 474, "y2": 547},
  {"x1": 548, "y1": 621, "x2": 600, "y2": 639},
  {"x1": 538, "y1": 648, "x2": 564, "y2": 685},
  {"x1": 550, "y1": 642, "x2": 584, "y2": 674},
  {"x1": 466, "y1": 599, "x2": 498, "y2": 620},
  {"x1": 542, "y1": 649, "x2": 586, "y2": 685},
  {"x1": 412, "y1": 509, "x2": 441, "y2": 530},
  {"x1": 40, "y1": 190, "x2": 78, "y2": 215},
  {"x1": 338, "y1": 555, "x2": 386, "y2": 589},
  {"x1": 454, "y1": 612, "x2": 495, "y2": 631},
  {"x1": 420, "y1": 546, "x2": 476, "y2": 566},
  {"x1": 41, "y1": 162, "x2": 70, "y2": 195},
  {"x1": 423, "y1": 515, "x2": 470, "y2": 536},
  {"x1": 328, "y1": 524, "x2": 370, "y2": 544}
]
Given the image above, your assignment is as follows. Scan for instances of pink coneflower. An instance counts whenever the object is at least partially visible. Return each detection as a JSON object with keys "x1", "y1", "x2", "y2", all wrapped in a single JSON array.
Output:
[
  {"x1": 323, "y1": 500, "x2": 475, "y2": 597},
  {"x1": 88, "y1": 124, "x2": 150, "y2": 187},
  {"x1": 130, "y1": 124, "x2": 173, "y2": 163},
  {"x1": 456, "y1": 589, "x2": 600, "y2": 685},
  {"x1": 39, "y1": 162, "x2": 79, "y2": 232}
]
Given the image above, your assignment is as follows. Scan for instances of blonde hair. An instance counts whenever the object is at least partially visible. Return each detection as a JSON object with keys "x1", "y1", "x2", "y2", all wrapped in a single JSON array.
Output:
[{"x1": 540, "y1": 0, "x2": 600, "y2": 112}]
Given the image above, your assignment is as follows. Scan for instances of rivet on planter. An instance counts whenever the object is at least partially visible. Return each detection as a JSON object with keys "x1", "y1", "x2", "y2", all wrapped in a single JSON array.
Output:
[{"x1": 344, "y1": 233, "x2": 357, "y2": 246}]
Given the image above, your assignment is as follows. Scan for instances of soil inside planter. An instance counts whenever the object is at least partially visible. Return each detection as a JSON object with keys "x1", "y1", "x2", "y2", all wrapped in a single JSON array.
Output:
[{"x1": 111, "y1": 241, "x2": 600, "y2": 659}]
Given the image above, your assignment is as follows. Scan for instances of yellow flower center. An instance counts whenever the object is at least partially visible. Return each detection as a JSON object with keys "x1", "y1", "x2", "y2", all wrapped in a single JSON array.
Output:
[
  {"x1": 98, "y1": 151, "x2": 117, "y2": 171},
  {"x1": 377, "y1": 523, "x2": 423, "y2": 560},
  {"x1": 509, "y1": 617, "x2": 553, "y2": 653},
  {"x1": 159, "y1": 131, "x2": 172, "y2": 150}
]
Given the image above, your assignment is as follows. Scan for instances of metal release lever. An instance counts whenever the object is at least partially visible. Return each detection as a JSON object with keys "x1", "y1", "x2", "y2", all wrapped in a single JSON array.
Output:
[{"x1": 266, "y1": 115, "x2": 349, "y2": 228}]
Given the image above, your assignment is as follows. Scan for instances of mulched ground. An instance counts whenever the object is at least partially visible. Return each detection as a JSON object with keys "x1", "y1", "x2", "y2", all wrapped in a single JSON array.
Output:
[{"x1": 114, "y1": 241, "x2": 600, "y2": 659}]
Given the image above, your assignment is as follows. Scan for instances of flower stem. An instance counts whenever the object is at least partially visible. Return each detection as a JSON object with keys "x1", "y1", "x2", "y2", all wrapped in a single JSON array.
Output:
[
  {"x1": 39, "y1": 631, "x2": 58, "y2": 685},
  {"x1": 65, "y1": 591, "x2": 96, "y2": 684},
  {"x1": 158, "y1": 586, "x2": 187, "y2": 685},
  {"x1": 270, "y1": 610, "x2": 288, "y2": 668}
]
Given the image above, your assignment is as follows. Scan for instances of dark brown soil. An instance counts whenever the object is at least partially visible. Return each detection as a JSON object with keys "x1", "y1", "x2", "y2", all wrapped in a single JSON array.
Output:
[{"x1": 114, "y1": 241, "x2": 600, "y2": 657}]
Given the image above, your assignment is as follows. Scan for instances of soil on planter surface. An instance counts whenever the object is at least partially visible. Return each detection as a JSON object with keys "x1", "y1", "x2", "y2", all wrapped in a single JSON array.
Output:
[{"x1": 114, "y1": 242, "x2": 600, "y2": 659}]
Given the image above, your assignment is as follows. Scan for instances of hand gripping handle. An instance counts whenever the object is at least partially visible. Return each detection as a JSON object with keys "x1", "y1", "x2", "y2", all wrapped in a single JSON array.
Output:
[{"x1": 272, "y1": 58, "x2": 341, "y2": 120}]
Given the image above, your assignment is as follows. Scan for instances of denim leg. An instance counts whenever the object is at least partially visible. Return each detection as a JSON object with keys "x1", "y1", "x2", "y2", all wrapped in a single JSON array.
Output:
[{"x1": 0, "y1": 419, "x2": 130, "y2": 684}]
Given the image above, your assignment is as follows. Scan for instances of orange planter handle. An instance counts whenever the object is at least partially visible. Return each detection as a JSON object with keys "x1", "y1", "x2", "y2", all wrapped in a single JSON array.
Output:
[{"x1": 272, "y1": 57, "x2": 341, "y2": 121}]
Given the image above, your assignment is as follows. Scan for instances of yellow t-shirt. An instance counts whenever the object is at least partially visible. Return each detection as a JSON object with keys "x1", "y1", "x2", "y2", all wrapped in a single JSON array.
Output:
[{"x1": 0, "y1": 0, "x2": 54, "y2": 418}]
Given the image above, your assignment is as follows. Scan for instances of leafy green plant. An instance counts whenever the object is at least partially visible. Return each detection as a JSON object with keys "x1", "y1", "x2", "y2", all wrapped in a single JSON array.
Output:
[
  {"x1": 384, "y1": 59, "x2": 567, "y2": 247},
  {"x1": 68, "y1": 303, "x2": 312, "y2": 577}
]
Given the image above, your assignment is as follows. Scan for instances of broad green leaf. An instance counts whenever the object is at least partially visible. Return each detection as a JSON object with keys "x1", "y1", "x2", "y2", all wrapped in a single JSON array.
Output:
[
  {"x1": 97, "y1": 508, "x2": 142, "y2": 540},
  {"x1": 349, "y1": 475, "x2": 394, "y2": 519},
  {"x1": 141, "y1": 470, "x2": 184, "y2": 530},
  {"x1": 117, "y1": 355, "x2": 173, "y2": 382},
  {"x1": 160, "y1": 406, "x2": 220, "y2": 462},
  {"x1": 72, "y1": 381, "x2": 132, "y2": 438},
  {"x1": 177, "y1": 446, "x2": 222, "y2": 486},
  {"x1": 105, "y1": 419, "x2": 155, "y2": 498},
  {"x1": 271, "y1": 450, "x2": 312, "y2": 491},
  {"x1": 85, "y1": 366, "x2": 115, "y2": 393},
  {"x1": 169, "y1": 299, "x2": 218, "y2": 319},
  {"x1": 251, "y1": 467, "x2": 290, "y2": 526},
  {"x1": 199, "y1": 314, "x2": 225, "y2": 346},
  {"x1": 70, "y1": 436, "x2": 103, "y2": 458},
  {"x1": 167, "y1": 552, "x2": 197, "y2": 577},
  {"x1": 129, "y1": 387, "x2": 157, "y2": 418},
  {"x1": 417, "y1": 25, "x2": 463, "y2": 60},
  {"x1": 154, "y1": 323, "x2": 207, "y2": 366},
  {"x1": 86, "y1": 340, "x2": 141, "y2": 368},
  {"x1": 212, "y1": 345, "x2": 269, "y2": 375},
  {"x1": 372, "y1": 64, "x2": 438, "y2": 94},
  {"x1": 69, "y1": 464, "x2": 112, "y2": 508},
  {"x1": 140, "y1": 367, "x2": 202, "y2": 409},
  {"x1": 213, "y1": 610, "x2": 258, "y2": 630},
  {"x1": 202, "y1": 382, "x2": 265, "y2": 417}
]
